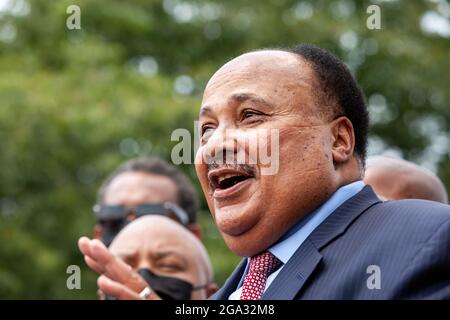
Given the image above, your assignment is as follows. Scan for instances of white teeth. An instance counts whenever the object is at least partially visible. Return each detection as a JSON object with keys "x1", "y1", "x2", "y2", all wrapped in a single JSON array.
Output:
[{"x1": 218, "y1": 173, "x2": 239, "y2": 183}]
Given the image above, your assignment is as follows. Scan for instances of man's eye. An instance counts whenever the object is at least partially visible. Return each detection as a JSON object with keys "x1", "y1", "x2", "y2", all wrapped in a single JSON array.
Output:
[
  {"x1": 241, "y1": 109, "x2": 263, "y2": 122},
  {"x1": 158, "y1": 264, "x2": 183, "y2": 272},
  {"x1": 201, "y1": 125, "x2": 214, "y2": 136}
]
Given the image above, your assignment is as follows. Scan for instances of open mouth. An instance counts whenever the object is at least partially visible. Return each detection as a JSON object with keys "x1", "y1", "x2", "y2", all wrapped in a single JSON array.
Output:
[
  {"x1": 208, "y1": 167, "x2": 255, "y2": 192},
  {"x1": 213, "y1": 174, "x2": 251, "y2": 190}
]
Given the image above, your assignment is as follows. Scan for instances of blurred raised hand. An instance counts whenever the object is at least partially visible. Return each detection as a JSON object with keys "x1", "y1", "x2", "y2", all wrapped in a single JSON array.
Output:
[{"x1": 78, "y1": 237, "x2": 160, "y2": 300}]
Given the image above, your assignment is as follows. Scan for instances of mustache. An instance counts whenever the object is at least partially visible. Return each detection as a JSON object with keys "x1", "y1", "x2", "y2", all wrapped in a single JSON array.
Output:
[{"x1": 207, "y1": 160, "x2": 257, "y2": 177}]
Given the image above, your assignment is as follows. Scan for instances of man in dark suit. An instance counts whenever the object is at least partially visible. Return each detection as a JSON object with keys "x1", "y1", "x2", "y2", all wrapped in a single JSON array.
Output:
[
  {"x1": 211, "y1": 186, "x2": 450, "y2": 299},
  {"x1": 78, "y1": 44, "x2": 450, "y2": 299}
]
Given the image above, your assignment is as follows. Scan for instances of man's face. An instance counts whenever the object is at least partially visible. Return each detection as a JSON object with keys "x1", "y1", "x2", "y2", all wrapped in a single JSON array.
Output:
[
  {"x1": 195, "y1": 50, "x2": 338, "y2": 257},
  {"x1": 109, "y1": 216, "x2": 212, "y2": 299},
  {"x1": 94, "y1": 171, "x2": 180, "y2": 243}
]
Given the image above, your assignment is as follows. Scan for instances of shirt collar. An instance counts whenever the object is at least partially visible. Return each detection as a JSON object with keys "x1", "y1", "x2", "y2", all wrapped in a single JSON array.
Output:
[{"x1": 268, "y1": 180, "x2": 366, "y2": 264}]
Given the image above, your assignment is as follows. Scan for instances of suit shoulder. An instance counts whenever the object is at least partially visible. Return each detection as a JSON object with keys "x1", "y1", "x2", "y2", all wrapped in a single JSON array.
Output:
[
  {"x1": 373, "y1": 198, "x2": 449, "y2": 219},
  {"x1": 364, "y1": 199, "x2": 450, "y2": 234}
]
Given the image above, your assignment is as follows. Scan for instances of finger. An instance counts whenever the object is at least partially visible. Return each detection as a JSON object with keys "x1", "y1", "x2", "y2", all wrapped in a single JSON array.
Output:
[
  {"x1": 97, "y1": 275, "x2": 142, "y2": 300},
  {"x1": 105, "y1": 258, "x2": 149, "y2": 292},
  {"x1": 78, "y1": 236, "x2": 93, "y2": 257},
  {"x1": 97, "y1": 289, "x2": 106, "y2": 300},
  {"x1": 89, "y1": 239, "x2": 148, "y2": 293},
  {"x1": 89, "y1": 241, "x2": 145, "y2": 289},
  {"x1": 80, "y1": 237, "x2": 106, "y2": 274},
  {"x1": 89, "y1": 239, "x2": 115, "y2": 265},
  {"x1": 88, "y1": 239, "x2": 127, "y2": 280},
  {"x1": 84, "y1": 255, "x2": 105, "y2": 274},
  {"x1": 84, "y1": 239, "x2": 127, "y2": 279},
  {"x1": 120, "y1": 264, "x2": 149, "y2": 292}
]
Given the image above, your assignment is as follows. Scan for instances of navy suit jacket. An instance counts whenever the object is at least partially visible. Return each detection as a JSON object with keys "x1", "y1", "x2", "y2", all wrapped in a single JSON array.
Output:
[{"x1": 211, "y1": 186, "x2": 450, "y2": 299}]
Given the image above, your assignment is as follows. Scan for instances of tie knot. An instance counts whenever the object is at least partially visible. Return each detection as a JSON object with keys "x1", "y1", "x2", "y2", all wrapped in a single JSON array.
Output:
[{"x1": 248, "y1": 251, "x2": 282, "y2": 276}]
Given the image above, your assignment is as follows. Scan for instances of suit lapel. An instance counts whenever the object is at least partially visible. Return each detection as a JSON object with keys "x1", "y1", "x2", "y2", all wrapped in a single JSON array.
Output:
[
  {"x1": 263, "y1": 185, "x2": 381, "y2": 299},
  {"x1": 209, "y1": 259, "x2": 247, "y2": 300},
  {"x1": 308, "y1": 185, "x2": 381, "y2": 250},
  {"x1": 262, "y1": 238, "x2": 322, "y2": 300}
]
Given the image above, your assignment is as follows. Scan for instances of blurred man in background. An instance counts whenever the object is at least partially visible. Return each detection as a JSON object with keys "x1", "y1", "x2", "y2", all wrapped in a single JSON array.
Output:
[
  {"x1": 364, "y1": 156, "x2": 448, "y2": 204},
  {"x1": 93, "y1": 157, "x2": 201, "y2": 246},
  {"x1": 92, "y1": 215, "x2": 217, "y2": 300}
]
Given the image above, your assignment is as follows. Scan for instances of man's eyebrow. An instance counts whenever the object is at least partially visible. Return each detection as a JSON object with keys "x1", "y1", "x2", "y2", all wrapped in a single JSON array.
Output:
[
  {"x1": 229, "y1": 92, "x2": 275, "y2": 109},
  {"x1": 199, "y1": 93, "x2": 274, "y2": 118},
  {"x1": 199, "y1": 106, "x2": 212, "y2": 118},
  {"x1": 154, "y1": 250, "x2": 188, "y2": 264}
]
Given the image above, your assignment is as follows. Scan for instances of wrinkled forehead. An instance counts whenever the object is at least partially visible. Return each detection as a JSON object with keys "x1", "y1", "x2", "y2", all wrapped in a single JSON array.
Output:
[
  {"x1": 200, "y1": 50, "x2": 318, "y2": 120},
  {"x1": 203, "y1": 50, "x2": 314, "y2": 101}
]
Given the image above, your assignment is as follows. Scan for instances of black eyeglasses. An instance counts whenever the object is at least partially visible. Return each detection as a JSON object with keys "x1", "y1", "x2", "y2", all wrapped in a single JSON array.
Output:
[{"x1": 93, "y1": 202, "x2": 190, "y2": 227}]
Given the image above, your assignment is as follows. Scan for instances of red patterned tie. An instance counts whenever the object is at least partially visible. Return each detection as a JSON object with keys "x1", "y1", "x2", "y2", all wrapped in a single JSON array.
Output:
[{"x1": 240, "y1": 251, "x2": 282, "y2": 300}]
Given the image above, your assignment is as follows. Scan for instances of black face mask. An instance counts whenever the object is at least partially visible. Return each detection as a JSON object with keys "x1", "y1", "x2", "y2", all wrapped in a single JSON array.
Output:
[{"x1": 137, "y1": 268, "x2": 208, "y2": 300}]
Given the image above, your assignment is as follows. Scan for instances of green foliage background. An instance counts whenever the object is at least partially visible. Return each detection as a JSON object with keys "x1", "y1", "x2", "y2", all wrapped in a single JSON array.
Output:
[{"x1": 0, "y1": 0, "x2": 449, "y2": 299}]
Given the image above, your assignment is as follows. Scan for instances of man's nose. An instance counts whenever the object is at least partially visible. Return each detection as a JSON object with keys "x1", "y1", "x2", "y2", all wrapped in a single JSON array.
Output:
[
  {"x1": 136, "y1": 260, "x2": 152, "y2": 271},
  {"x1": 204, "y1": 127, "x2": 239, "y2": 164}
]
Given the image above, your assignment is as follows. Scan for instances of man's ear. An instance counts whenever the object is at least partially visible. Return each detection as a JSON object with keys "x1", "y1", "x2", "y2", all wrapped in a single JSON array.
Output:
[
  {"x1": 331, "y1": 116, "x2": 355, "y2": 165},
  {"x1": 187, "y1": 223, "x2": 203, "y2": 240},
  {"x1": 93, "y1": 224, "x2": 103, "y2": 240},
  {"x1": 206, "y1": 282, "x2": 219, "y2": 298}
]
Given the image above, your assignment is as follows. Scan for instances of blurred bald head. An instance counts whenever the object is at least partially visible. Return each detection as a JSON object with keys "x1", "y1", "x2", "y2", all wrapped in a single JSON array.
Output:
[
  {"x1": 364, "y1": 156, "x2": 448, "y2": 204},
  {"x1": 110, "y1": 215, "x2": 216, "y2": 299}
]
